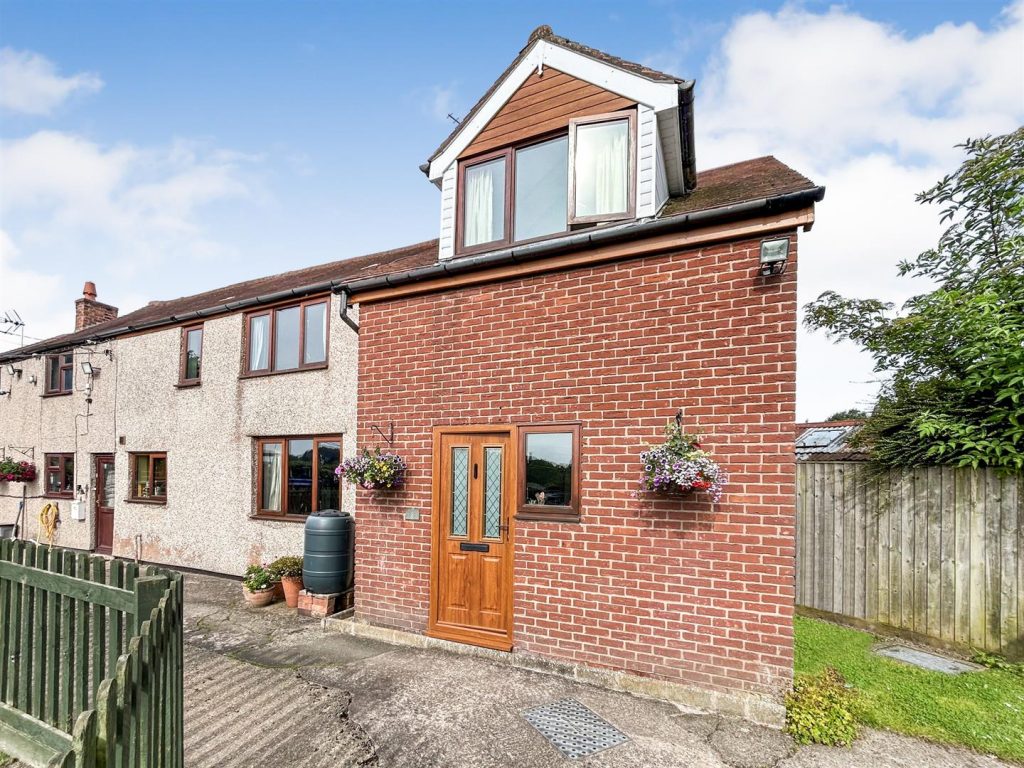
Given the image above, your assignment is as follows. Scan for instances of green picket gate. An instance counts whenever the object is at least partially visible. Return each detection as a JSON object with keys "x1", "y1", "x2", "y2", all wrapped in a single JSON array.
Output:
[{"x1": 0, "y1": 540, "x2": 184, "y2": 768}]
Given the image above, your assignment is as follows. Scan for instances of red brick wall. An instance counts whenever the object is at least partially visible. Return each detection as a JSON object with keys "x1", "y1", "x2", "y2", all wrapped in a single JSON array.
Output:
[{"x1": 355, "y1": 231, "x2": 799, "y2": 701}]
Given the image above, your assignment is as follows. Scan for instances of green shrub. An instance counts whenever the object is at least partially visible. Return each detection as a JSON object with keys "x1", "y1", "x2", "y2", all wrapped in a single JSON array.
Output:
[
  {"x1": 785, "y1": 666, "x2": 859, "y2": 746},
  {"x1": 269, "y1": 555, "x2": 303, "y2": 579},
  {"x1": 242, "y1": 564, "x2": 275, "y2": 591},
  {"x1": 970, "y1": 650, "x2": 1024, "y2": 677}
]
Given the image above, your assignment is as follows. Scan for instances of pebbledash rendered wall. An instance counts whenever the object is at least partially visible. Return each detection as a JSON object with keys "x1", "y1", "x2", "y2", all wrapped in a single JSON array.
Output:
[
  {"x1": 0, "y1": 346, "x2": 116, "y2": 552},
  {"x1": 354, "y1": 233, "x2": 799, "y2": 711},
  {"x1": 0, "y1": 294, "x2": 359, "y2": 574}
]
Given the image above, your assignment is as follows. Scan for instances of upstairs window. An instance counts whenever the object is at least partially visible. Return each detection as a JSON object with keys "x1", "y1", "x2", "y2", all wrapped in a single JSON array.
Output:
[
  {"x1": 457, "y1": 111, "x2": 635, "y2": 255},
  {"x1": 44, "y1": 453, "x2": 74, "y2": 498},
  {"x1": 568, "y1": 114, "x2": 634, "y2": 223},
  {"x1": 45, "y1": 353, "x2": 74, "y2": 395},
  {"x1": 245, "y1": 299, "x2": 328, "y2": 375},
  {"x1": 462, "y1": 155, "x2": 507, "y2": 249},
  {"x1": 179, "y1": 323, "x2": 203, "y2": 385},
  {"x1": 514, "y1": 136, "x2": 568, "y2": 241}
]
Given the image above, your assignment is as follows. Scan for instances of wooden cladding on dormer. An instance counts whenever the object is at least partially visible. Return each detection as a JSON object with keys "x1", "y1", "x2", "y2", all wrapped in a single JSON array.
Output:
[{"x1": 459, "y1": 68, "x2": 634, "y2": 160}]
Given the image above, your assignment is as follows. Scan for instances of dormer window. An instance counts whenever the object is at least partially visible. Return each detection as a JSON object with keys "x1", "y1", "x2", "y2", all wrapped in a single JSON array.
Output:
[
  {"x1": 457, "y1": 111, "x2": 635, "y2": 255},
  {"x1": 462, "y1": 155, "x2": 507, "y2": 249},
  {"x1": 568, "y1": 114, "x2": 634, "y2": 223}
]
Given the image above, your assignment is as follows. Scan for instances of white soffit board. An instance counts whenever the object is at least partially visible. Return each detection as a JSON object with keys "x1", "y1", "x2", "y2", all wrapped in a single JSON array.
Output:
[{"x1": 428, "y1": 40, "x2": 680, "y2": 182}]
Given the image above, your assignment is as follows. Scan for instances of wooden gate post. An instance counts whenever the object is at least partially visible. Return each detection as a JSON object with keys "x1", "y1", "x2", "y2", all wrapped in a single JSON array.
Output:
[{"x1": 133, "y1": 577, "x2": 167, "y2": 634}]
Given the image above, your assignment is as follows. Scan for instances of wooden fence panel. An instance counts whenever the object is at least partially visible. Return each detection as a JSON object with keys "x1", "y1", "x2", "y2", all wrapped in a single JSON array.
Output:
[
  {"x1": 0, "y1": 543, "x2": 183, "y2": 767},
  {"x1": 796, "y1": 462, "x2": 1024, "y2": 657}
]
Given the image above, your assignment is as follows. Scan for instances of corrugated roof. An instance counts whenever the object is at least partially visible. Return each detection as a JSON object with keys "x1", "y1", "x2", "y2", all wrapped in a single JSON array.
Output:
[
  {"x1": 1, "y1": 155, "x2": 818, "y2": 362},
  {"x1": 796, "y1": 421, "x2": 867, "y2": 461}
]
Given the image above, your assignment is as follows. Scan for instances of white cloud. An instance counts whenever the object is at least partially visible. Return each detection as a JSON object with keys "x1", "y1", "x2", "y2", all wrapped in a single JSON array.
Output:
[
  {"x1": 691, "y1": 1, "x2": 1024, "y2": 420},
  {"x1": 415, "y1": 82, "x2": 463, "y2": 125},
  {"x1": 0, "y1": 131, "x2": 256, "y2": 352},
  {"x1": 0, "y1": 229, "x2": 70, "y2": 347},
  {"x1": 0, "y1": 48, "x2": 103, "y2": 115}
]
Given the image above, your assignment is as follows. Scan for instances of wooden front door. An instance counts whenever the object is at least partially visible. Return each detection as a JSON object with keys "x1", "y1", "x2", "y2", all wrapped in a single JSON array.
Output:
[
  {"x1": 95, "y1": 455, "x2": 115, "y2": 554},
  {"x1": 428, "y1": 427, "x2": 515, "y2": 651}
]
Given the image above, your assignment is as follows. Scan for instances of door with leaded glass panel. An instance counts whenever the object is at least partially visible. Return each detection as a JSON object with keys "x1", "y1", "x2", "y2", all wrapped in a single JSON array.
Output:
[{"x1": 429, "y1": 428, "x2": 514, "y2": 651}]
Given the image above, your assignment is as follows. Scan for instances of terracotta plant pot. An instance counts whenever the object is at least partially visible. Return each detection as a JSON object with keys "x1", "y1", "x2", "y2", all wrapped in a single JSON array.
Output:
[
  {"x1": 281, "y1": 575, "x2": 303, "y2": 608},
  {"x1": 243, "y1": 585, "x2": 277, "y2": 608}
]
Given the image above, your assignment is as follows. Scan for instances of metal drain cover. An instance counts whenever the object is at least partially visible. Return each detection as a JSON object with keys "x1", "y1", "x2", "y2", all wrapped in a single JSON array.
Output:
[{"x1": 522, "y1": 698, "x2": 628, "y2": 759}]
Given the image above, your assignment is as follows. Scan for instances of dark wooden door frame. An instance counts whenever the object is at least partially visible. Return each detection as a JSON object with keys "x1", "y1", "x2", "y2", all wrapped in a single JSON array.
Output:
[
  {"x1": 427, "y1": 424, "x2": 517, "y2": 651},
  {"x1": 94, "y1": 454, "x2": 115, "y2": 554}
]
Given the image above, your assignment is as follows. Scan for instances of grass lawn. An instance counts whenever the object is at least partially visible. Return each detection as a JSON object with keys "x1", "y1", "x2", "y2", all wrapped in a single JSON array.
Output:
[{"x1": 795, "y1": 616, "x2": 1024, "y2": 763}]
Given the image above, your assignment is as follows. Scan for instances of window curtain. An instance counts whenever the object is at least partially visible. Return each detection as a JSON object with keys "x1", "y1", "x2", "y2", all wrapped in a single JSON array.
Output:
[
  {"x1": 250, "y1": 316, "x2": 268, "y2": 370},
  {"x1": 593, "y1": 127, "x2": 626, "y2": 214},
  {"x1": 262, "y1": 443, "x2": 282, "y2": 512},
  {"x1": 464, "y1": 165, "x2": 494, "y2": 247},
  {"x1": 575, "y1": 121, "x2": 628, "y2": 217}
]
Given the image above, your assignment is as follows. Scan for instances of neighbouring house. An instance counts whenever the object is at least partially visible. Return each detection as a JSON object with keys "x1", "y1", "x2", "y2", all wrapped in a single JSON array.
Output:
[
  {"x1": 795, "y1": 420, "x2": 867, "y2": 461},
  {"x1": 0, "y1": 245, "x2": 433, "y2": 572},
  {"x1": 0, "y1": 25, "x2": 823, "y2": 721}
]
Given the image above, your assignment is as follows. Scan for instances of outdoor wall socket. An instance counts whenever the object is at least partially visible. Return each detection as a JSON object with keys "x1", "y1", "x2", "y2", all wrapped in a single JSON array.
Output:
[
  {"x1": 70, "y1": 501, "x2": 85, "y2": 522},
  {"x1": 404, "y1": 508, "x2": 421, "y2": 521}
]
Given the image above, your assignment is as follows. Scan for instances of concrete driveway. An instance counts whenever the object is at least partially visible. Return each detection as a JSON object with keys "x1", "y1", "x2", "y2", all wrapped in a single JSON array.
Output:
[{"x1": 181, "y1": 572, "x2": 1010, "y2": 768}]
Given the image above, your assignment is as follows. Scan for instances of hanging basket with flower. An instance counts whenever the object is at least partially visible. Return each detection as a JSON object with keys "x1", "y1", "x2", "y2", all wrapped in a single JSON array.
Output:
[
  {"x1": 0, "y1": 458, "x2": 37, "y2": 483},
  {"x1": 639, "y1": 421, "x2": 727, "y2": 502},
  {"x1": 335, "y1": 447, "x2": 407, "y2": 490}
]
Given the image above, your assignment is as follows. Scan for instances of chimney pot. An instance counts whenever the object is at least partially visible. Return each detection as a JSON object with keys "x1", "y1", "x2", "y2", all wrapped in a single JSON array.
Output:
[{"x1": 75, "y1": 281, "x2": 118, "y2": 332}]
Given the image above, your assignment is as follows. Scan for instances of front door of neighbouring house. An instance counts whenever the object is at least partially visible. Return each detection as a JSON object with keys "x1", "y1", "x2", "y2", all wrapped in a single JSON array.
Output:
[
  {"x1": 95, "y1": 454, "x2": 115, "y2": 554},
  {"x1": 428, "y1": 427, "x2": 515, "y2": 651}
]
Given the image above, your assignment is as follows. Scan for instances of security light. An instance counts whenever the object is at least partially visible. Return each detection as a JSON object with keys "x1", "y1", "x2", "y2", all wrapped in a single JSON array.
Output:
[
  {"x1": 759, "y1": 237, "x2": 790, "y2": 276},
  {"x1": 81, "y1": 361, "x2": 94, "y2": 376},
  {"x1": 4, "y1": 363, "x2": 19, "y2": 377}
]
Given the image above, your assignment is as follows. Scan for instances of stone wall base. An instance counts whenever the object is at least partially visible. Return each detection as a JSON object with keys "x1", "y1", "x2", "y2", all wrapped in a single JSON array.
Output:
[{"x1": 324, "y1": 615, "x2": 785, "y2": 728}]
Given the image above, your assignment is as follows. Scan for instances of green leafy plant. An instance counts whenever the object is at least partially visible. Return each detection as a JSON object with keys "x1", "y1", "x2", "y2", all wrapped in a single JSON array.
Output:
[
  {"x1": 336, "y1": 447, "x2": 407, "y2": 490},
  {"x1": 970, "y1": 650, "x2": 1024, "y2": 678},
  {"x1": 785, "y1": 666, "x2": 859, "y2": 747},
  {"x1": 269, "y1": 555, "x2": 303, "y2": 579},
  {"x1": 242, "y1": 563, "x2": 276, "y2": 592},
  {"x1": 805, "y1": 127, "x2": 1024, "y2": 470},
  {"x1": 638, "y1": 421, "x2": 727, "y2": 501}
]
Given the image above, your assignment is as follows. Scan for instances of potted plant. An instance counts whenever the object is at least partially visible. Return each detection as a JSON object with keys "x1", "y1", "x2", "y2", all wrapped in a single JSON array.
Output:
[
  {"x1": 0, "y1": 458, "x2": 37, "y2": 483},
  {"x1": 638, "y1": 420, "x2": 727, "y2": 502},
  {"x1": 269, "y1": 555, "x2": 304, "y2": 608},
  {"x1": 242, "y1": 563, "x2": 278, "y2": 607},
  {"x1": 336, "y1": 447, "x2": 407, "y2": 490}
]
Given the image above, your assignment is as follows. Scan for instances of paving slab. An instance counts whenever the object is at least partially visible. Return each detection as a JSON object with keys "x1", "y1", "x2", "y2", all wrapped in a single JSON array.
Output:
[{"x1": 166, "y1": 571, "x2": 1018, "y2": 768}]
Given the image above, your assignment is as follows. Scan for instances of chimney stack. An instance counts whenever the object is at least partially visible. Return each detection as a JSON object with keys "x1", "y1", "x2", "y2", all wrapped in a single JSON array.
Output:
[{"x1": 75, "y1": 281, "x2": 119, "y2": 331}]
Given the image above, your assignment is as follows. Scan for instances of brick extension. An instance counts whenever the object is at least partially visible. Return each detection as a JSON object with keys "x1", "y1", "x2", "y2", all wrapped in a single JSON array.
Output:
[{"x1": 354, "y1": 232, "x2": 799, "y2": 705}]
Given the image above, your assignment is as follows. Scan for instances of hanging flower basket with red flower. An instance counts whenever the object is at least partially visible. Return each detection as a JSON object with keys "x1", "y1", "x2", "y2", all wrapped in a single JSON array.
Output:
[
  {"x1": 335, "y1": 448, "x2": 406, "y2": 490},
  {"x1": 0, "y1": 458, "x2": 37, "y2": 483},
  {"x1": 639, "y1": 421, "x2": 726, "y2": 502}
]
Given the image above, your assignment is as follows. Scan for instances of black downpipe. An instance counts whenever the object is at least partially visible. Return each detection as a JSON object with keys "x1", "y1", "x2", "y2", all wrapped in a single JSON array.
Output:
[{"x1": 338, "y1": 288, "x2": 360, "y2": 333}]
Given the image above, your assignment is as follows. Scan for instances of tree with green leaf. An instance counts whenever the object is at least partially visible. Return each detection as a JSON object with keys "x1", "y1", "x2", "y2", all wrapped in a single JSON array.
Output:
[
  {"x1": 805, "y1": 127, "x2": 1024, "y2": 470},
  {"x1": 825, "y1": 409, "x2": 868, "y2": 422}
]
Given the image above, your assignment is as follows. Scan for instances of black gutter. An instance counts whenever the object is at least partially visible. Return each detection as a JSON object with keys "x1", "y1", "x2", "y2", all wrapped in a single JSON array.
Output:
[
  {"x1": 0, "y1": 282, "x2": 344, "y2": 362},
  {"x1": 1, "y1": 185, "x2": 824, "y2": 362},
  {"x1": 340, "y1": 185, "x2": 824, "y2": 296},
  {"x1": 678, "y1": 82, "x2": 697, "y2": 192}
]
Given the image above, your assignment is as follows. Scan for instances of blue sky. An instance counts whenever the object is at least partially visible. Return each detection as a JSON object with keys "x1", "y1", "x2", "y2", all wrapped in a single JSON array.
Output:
[{"x1": 1, "y1": 0, "x2": 1022, "y2": 418}]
